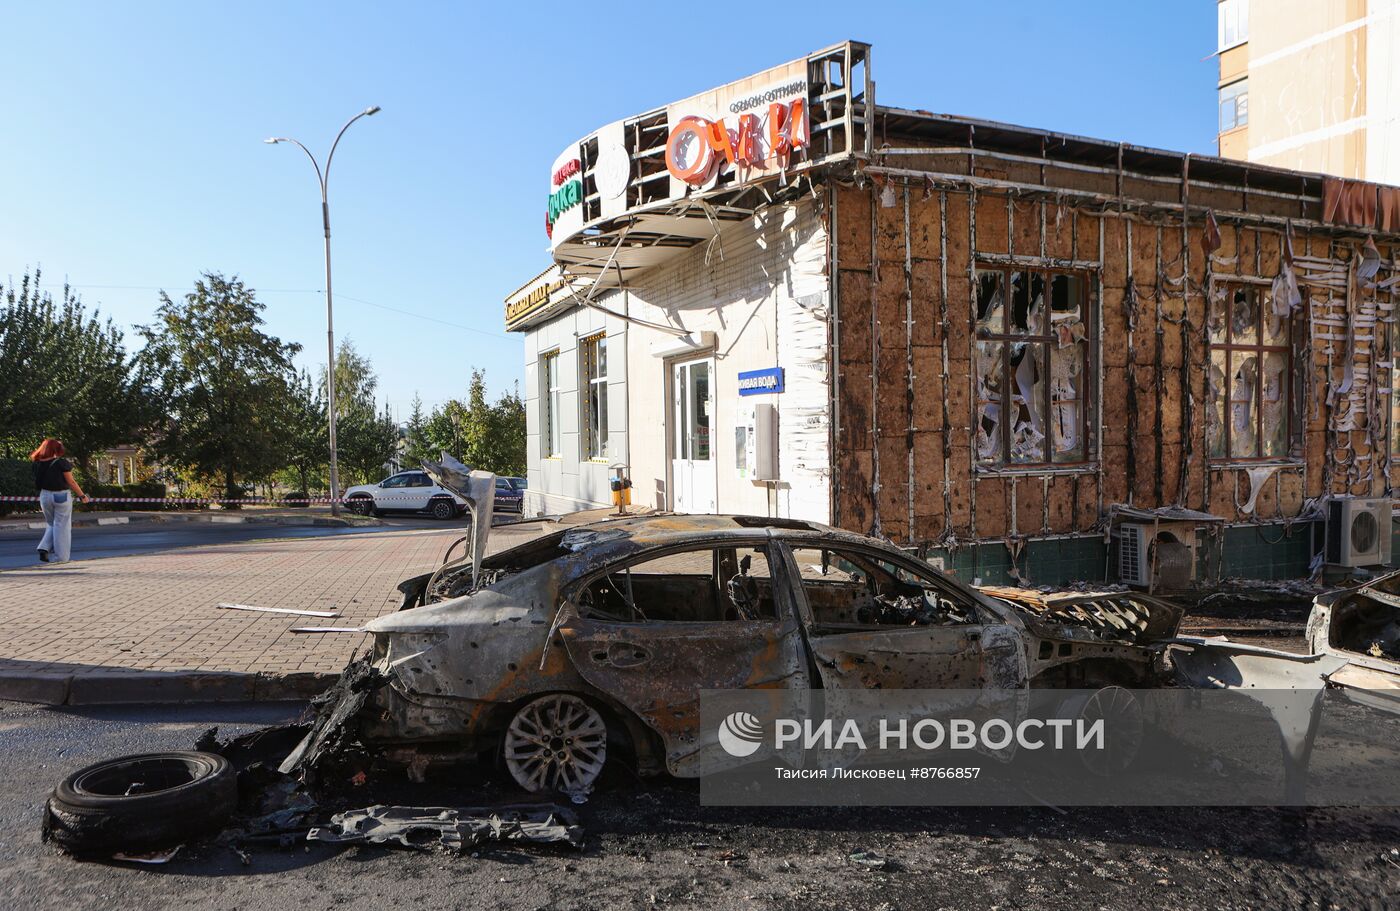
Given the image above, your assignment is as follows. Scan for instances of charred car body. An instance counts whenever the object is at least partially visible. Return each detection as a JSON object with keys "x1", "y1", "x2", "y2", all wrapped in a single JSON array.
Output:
[
  {"x1": 297, "y1": 513, "x2": 1183, "y2": 794},
  {"x1": 1306, "y1": 569, "x2": 1400, "y2": 714}
]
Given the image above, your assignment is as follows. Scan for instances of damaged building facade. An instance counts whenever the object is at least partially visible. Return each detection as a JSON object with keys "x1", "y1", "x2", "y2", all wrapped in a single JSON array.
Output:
[{"x1": 507, "y1": 40, "x2": 1400, "y2": 587}]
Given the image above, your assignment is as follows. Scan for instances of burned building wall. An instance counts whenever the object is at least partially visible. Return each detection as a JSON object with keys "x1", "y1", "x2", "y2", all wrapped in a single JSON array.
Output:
[{"x1": 830, "y1": 154, "x2": 1400, "y2": 580}]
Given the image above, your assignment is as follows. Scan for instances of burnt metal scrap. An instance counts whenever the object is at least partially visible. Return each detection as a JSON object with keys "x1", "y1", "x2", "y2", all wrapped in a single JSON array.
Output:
[
  {"x1": 1306, "y1": 569, "x2": 1400, "y2": 714},
  {"x1": 279, "y1": 657, "x2": 388, "y2": 780},
  {"x1": 307, "y1": 803, "x2": 583, "y2": 853}
]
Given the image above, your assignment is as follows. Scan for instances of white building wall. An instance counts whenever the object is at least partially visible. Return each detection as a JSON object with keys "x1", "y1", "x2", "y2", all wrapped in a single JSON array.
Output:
[
  {"x1": 622, "y1": 198, "x2": 831, "y2": 522},
  {"x1": 1367, "y1": 0, "x2": 1400, "y2": 185},
  {"x1": 522, "y1": 292, "x2": 628, "y2": 516}
]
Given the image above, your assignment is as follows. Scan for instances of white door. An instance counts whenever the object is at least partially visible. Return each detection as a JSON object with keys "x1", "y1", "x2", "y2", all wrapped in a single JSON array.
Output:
[{"x1": 671, "y1": 357, "x2": 717, "y2": 513}]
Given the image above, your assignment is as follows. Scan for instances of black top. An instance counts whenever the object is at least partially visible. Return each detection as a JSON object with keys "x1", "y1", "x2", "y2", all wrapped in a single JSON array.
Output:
[{"x1": 32, "y1": 458, "x2": 72, "y2": 492}]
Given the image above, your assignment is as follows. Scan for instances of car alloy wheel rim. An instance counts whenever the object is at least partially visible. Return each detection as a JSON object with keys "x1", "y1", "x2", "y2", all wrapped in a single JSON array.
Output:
[
  {"x1": 504, "y1": 694, "x2": 607, "y2": 793},
  {"x1": 1078, "y1": 685, "x2": 1143, "y2": 776}
]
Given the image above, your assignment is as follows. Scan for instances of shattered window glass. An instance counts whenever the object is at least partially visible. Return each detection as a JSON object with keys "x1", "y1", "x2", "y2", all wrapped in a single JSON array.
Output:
[
  {"x1": 1207, "y1": 349, "x2": 1228, "y2": 458},
  {"x1": 975, "y1": 341, "x2": 1004, "y2": 464},
  {"x1": 976, "y1": 270, "x2": 1003, "y2": 334},
  {"x1": 1391, "y1": 304, "x2": 1400, "y2": 457},
  {"x1": 975, "y1": 266, "x2": 1092, "y2": 467},
  {"x1": 1209, "y1": 283, "x2": 1292, "y2": 461}
]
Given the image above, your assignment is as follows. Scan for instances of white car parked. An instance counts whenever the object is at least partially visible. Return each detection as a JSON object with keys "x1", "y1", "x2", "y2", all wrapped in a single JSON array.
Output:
[{"x1": 343, "y1": 470, "x2": 466, "y2": 520}]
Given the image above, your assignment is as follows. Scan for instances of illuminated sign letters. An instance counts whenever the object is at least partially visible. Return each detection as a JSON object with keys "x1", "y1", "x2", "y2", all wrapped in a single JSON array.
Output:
[{"x1": 665, "y1": 97, "x2": 809, "y2": 187}]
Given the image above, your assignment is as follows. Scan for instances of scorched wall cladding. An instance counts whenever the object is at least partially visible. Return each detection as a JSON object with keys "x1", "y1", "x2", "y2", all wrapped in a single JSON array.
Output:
[{"x1": 831, "y1": 177, "x2": 1400, "y2": 550}]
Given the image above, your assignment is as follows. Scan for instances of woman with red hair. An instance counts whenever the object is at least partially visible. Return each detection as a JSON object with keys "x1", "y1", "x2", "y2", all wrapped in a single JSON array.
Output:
[{"x1": 30, "y1": 438, "x2": 91, "y2": 563}]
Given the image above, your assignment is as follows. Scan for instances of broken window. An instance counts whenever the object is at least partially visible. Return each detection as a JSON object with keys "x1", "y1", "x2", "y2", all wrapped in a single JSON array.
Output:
[
  {"x1": 580, "y1": 334, "x2": 608, "y2": 460},
  {"x1": 788, "y1": 546, "x2": 978, "y2": 629},
  {"x1": 1206, "y1": 284, "x2": 1294, "y2": 460},
  {"x1": 541, "y1": 351, "x2": 561, "y2": 458},
  {"x1": 974, "y1": 267, "x2": 1092, "y2": 467},
  {"x1": 576, "y1": 544, "x2": 777, "y2": 623},
  {"x1": 1388, "y1": 320, "x2": 1400, "y2": 464}
]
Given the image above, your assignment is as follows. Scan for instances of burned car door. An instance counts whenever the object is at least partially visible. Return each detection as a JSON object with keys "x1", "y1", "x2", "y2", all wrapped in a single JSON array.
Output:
[
  {"x1": 781, "y1": 542, "x2": 1027, "y2": 693},
  {"x1": 557, "y1": 539, "x2": 810, "y2": 776}
]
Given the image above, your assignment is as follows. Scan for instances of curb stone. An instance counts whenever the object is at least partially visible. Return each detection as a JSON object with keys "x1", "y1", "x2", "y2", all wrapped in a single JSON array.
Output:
[{"x1": 0, "y1": 668, "x2": 331, "y2": 706}]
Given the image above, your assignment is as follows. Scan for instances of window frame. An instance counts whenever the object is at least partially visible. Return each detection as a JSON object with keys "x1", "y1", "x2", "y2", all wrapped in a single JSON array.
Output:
[
  {"x1": 1218, "y1": 0, "x2": 1249, "y2": 51},
  {"x1": 973, "y1": 264, "x2": 1097, "y2": 470},
  {"x1": 567, "y1": 537, "x2": 786, "y2": 624},
  {"x1": 580, "y1": 333, "x2": 609, "y2": 461},
  {"x1": 1207, "y1": 281, "x2": 1299, "y2": 463},
  {"x1": 1219, "y1": 79, "x2": 1249, "y2": 133},
  {"x1": 782, "y1": 541, "x2": 994, "y2": 630},
  {"x1": 541, "y1": 349, "x2": 561, "y2": 459}
]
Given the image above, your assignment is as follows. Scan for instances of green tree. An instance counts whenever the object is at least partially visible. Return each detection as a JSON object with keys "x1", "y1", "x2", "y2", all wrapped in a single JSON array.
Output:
[
  {"x1": 402, "y1": 393, "x2": 434, "y2": 469},
  {"x1": 0, "y1": 271, "x2": 155, "y2": 467},
  {"x1": 322, "y1": 338, "x2": 396, "y2": 484},
  {"x1": 421, "y1": 370, "x2": 525, "y2": 476},
  {"x1": 139, "y1": 273, "x2": 300, "y2": 500},
  {"x1": 284, "y1": 368, "x2": 327, "y2": 495}
]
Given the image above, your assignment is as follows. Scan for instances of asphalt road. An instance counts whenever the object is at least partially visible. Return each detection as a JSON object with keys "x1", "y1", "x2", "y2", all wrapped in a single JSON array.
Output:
[
  {"x1": 3, "y1": 699, "x2": 1397, "y2": 911},
  {"x1": 0, "y1": 517, "x2": 450, "y2": 570}
]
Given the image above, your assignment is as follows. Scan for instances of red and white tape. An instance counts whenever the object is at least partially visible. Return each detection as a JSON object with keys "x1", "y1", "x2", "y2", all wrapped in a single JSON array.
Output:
[{"x1": 0, "y1": 494, "x2": 474, "y2": 505}]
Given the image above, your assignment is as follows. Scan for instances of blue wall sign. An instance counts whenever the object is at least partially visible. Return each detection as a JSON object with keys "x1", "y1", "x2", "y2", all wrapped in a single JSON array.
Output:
[{"x1": 738, "y1": 367, "x2": 785, "y2": 396}]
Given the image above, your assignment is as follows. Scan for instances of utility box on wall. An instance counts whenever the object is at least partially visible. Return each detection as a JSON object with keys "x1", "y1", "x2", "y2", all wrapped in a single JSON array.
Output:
[{"x1": 735, "y1": 402, "x2": 777, "y2": 481}]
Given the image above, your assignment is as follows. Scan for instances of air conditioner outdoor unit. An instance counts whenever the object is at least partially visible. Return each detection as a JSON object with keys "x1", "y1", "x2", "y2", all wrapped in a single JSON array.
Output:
[
  {"x1": 1117, "y1": 522, "x2": 1198, "y2": 590},
  {"x1": 1324, "y1": 497, "x2": 1392, "y2": 568}
]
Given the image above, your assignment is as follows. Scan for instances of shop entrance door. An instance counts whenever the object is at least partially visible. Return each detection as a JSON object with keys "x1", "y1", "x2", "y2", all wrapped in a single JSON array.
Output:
[{"x1": 671, "y1": 357, "x2": 716, "y2": 514}]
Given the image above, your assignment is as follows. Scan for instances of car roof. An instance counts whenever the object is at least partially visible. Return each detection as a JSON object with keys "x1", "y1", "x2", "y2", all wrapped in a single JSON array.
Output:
[{"x1": 550, "y1": 513, "x2": 863, "y2": 549}]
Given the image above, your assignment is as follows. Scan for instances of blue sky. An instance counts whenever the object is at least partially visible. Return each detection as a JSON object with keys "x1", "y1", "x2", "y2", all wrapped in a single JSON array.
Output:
[{"x1": 0, "y1": 2, "x2": 1218, "y2": 420}]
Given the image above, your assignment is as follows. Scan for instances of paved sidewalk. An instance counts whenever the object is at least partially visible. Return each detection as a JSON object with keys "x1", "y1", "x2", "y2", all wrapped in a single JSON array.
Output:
[{"x1": 0, "y1": 522, "x2": 549, "y2": 706}]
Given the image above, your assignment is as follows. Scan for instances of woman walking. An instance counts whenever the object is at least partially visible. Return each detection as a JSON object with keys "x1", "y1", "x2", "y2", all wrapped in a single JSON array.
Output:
[{"x1": 30, "y1": 439, "x2": 91, "y2": 564}]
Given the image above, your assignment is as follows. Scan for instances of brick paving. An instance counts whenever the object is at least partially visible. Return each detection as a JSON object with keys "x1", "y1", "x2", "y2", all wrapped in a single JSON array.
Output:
[{"x1": 0, "y1": 524, "x2": 546, "y2": 703}]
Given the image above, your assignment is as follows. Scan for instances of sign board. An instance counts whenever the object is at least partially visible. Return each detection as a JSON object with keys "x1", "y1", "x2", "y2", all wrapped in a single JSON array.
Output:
[
  {"x1": 505, "y1": 265, "x2": 573, "y2": 330},
  {"x1": 664, "y1": 61, "x2": 809, "y2": 198},
  {"x1": 546, "y1": 146, "x2": 584, "y2": 245},
  {"x1": 737, "y1": 367, "x2": 785, "y2": 396}
]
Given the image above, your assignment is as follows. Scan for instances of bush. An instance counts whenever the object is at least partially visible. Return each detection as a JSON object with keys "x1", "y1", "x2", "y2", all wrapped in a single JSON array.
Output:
[
  {"x1": 84, "y1": 481, "x2": 169, "y2": 511},
  {"x1": 0, "y1": 458, "x2": 36, "y2": 517}
]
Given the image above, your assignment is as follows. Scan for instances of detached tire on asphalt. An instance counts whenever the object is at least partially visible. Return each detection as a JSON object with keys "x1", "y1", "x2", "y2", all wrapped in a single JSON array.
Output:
[{"x1": 43, "y1": 751, "x2": 236, "y2": 855}]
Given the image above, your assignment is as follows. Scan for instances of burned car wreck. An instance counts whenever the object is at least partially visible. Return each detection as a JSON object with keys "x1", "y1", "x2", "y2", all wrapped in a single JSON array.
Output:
[
  {"x1": 286, "y1": 514, "x2": 1185, "y2": 795},
  {"x1": 1305, "y1": 569, "x2": 1400, "y2": 714}
]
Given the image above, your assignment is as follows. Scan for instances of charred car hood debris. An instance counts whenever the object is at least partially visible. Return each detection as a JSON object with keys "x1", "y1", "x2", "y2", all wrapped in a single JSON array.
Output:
[{"x1": 307, "y1": 803, "x2": 584, "y2": 852}]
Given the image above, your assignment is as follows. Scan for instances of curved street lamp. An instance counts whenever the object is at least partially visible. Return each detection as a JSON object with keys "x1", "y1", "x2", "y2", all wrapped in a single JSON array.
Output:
[{"x1": 265, "y1": 106, "x2": 380, "y2": 516}]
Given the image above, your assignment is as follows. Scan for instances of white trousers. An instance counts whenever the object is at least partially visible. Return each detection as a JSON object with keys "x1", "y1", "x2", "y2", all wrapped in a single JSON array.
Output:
[{"x1": 38, "y1": 489, "x2": 73, "y2": 562}]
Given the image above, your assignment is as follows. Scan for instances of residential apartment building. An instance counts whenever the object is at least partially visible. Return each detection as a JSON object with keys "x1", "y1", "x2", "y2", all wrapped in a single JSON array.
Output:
[{"x1": 1217, "y1": 0, "x2": 1400, "y2": 183}]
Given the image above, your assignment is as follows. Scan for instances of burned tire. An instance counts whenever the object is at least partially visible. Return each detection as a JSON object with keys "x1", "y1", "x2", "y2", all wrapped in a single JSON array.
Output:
[{"x1": 43, "y1": 751, "x2": 236, "y2": 855}]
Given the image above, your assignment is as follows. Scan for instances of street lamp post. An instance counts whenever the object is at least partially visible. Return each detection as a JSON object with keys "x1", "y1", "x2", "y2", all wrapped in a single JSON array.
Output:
[{"x1": 266, "y1": 106, "x2": 380, "y2": 516}]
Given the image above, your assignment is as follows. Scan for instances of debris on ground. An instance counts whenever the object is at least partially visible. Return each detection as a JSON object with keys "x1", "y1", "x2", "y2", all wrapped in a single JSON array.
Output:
[
  {"x1": 112, "y1": 845, "x2": 182, "y2": 864},
  {"x1": 306, "y1": 803, "x2": 583, "y2": 852},
  {"x1": 277, "y1": 657, "x2": 385, "y2": 781},
  {"x1": 848, "y1": 850, "x2": 892, "y2": 870}
]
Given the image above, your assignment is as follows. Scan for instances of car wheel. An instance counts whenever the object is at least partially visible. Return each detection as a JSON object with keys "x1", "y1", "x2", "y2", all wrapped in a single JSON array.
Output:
[
  {"x1": 347, "y1": 496, "x2": 375, "y2": 517},
  {"x1": 429, "y1": 498, "x2": 455, "y2": 521},
  {"x1": 43, "y1": 751, "x2": 236, "y2": 855},
  {"x1": 1060, "y1": 685, "x2": 1144, "y2": 776},
  {"x1": 503, "y1": 694, "x2": 608, "y2": 795}
]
